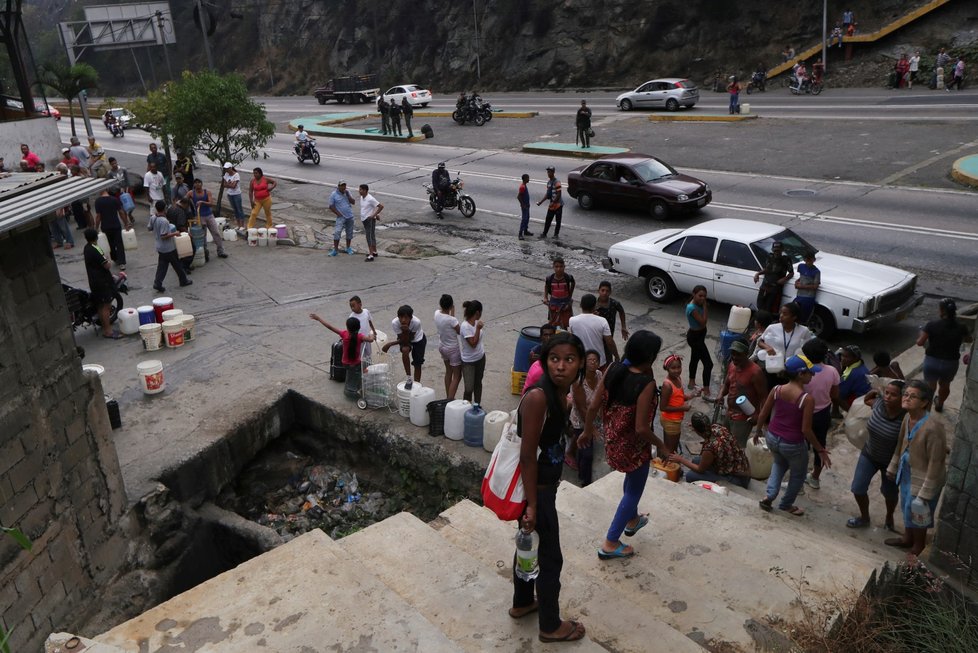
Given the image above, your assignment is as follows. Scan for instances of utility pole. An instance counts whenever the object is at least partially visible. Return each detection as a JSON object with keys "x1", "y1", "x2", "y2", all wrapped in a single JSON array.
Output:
[
  {"x1": 194, "y1": 0, "x2": 215, "y2": 71},
  {"x1": 472, "y1": 0, "x2": 481, "y2": 83},
  {"x1": 155, "y1": 10, "x2": 174, "y2": 80},
  {"x1": 821, "y1": 0, "x2": 828, "y2": 73}
]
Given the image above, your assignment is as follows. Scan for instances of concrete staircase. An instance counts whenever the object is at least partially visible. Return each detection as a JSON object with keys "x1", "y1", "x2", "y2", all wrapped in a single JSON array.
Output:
[{"x1": 80, "y1": 470, "x2": 898, "y2": 653}]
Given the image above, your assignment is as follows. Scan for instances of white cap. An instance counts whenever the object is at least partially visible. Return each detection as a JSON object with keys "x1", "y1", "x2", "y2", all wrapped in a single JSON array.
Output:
[{"x1": 223, "y1": 162, "x2": 233, "y2": 169}]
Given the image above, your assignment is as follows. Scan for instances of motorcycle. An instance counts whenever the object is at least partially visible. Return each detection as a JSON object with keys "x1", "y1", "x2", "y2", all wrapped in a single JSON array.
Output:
[
  {"x1": 789, "y1": 76, "x2": 822, "y2": 95},
  {"x1": 452, "y1": 94, "x2": 492, "y2": 126},
  {"x1": 108, "y1": 121, "x2": 124, "y2": 138},
  {"x1": 294, "y1": 140, "x2": 321, "y2": 165},
  {"x1": 745, "y1": 72, "x2": 766, "y2": 94},
  {"x1": 63, "y1": 272, "x2": 129, "y2": 332},
  {"x1": 424, "y1": 173, "x2": 476, "y2": 218}
]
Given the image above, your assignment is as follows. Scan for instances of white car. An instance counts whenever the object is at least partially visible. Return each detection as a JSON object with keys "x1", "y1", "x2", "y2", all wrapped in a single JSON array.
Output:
[
  {"x1": 104, "y1": 107, "x2": 135, "y2": 127},
  {"x1": 616, "y1": 78, "x2": 699, "y2": 112},
  {"x1": 382, "y1": 84, "x2": 431, "y2": 108},
  {"x1": 603, "y1": 218, "x2": 923, "y2": 337}
]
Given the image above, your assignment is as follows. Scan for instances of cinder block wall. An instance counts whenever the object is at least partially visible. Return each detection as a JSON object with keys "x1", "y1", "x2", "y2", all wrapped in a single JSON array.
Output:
[
  {"x1": 933, "y1": 339, "x2": 978, "y2": 589},
  {"x1": 0, "y1": 223, "x2": 128, "y2": 652}
]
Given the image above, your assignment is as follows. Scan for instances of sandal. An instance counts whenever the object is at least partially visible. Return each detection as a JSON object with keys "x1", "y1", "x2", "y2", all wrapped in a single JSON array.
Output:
[
  {"x1": 101, "y1": 332, "x2": 124, "y2": 340},
  {"x1": 780, "y1": 505, "x2": 805, "y2": 517},
  {"x1": 884, "y1": 537, "x2": 912, "y2": 549},
  {"x1": 563, "y1": 454, "x2": 579, "y2": 470},
  {"x1": 509, "y1": 601, "x2": 538, "y2": 619},
  {"x1": 539, "y1": 620, "x2": 585, "y2": 643},
  {"x1": 846, "y1": 517, "x2": 870, "y2": 529},
  {"x1": 623, "y1": 514, "x2": 649, "y2": 537},
  {"x1": 884, "y1": 522, "x2": 898, "y2": 533},
  {"x1": 597, "y1": 543, "x2": 635, "y2": 560},
  {"x1": 758, "y1": 497, "x2": 774, "y2": 512}
]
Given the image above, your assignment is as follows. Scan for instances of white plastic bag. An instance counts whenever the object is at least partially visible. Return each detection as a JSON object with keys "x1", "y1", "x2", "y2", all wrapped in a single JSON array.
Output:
[{"x1": 844, "y1": 394, "x2": 874, "y2": 450}]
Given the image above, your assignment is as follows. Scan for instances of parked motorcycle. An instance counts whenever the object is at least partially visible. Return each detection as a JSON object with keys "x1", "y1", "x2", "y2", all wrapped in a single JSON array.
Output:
[
  {"x1": 452, "y1": 93, "x2": 492, "y2": 126},
  {"x1": 789, "y1": 76, "x2": 822, "y2": 95},
  {"x1": 63, "y1": 272, "x2": 129, "y2": 332},
  {"x1": 294, "y1": 140, "x2": 321, "y2": 164},
  {"x1": 745, "y1": 72, "x2": 766, "y2": 94},
  {"x1": 424, "y1": 173, "x2": 476, "y2": 218}
]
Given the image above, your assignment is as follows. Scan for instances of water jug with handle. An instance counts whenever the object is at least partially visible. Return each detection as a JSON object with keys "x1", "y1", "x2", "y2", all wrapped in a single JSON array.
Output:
[
  {"x1": 910, "y1": 497, "x2": 930, "y2": 527},
  {"x1": 463, "y1": 404, "x2": 486, "y2": 447}
]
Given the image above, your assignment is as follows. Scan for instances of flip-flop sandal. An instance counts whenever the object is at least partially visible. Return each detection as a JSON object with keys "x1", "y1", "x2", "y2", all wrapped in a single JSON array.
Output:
[
  {"x1": 508, "y1": 601, "x2": 538, "y2": 619},
  {"x1": 758, "y1": 498, "x2": 774, "y2": 512},
  {"x1": 846, "y1": 517, "x2": 870, "y2": 529},
  {"x1": 102, "y1": 332, "x2": 124, "y2": 340},
  {"x1": 780, "y1": 505, "x2": 805, "y2": 516},
  {"x1": 539, "y1": 620, "x2": 585, "y2": 643},
  {"x1": 623, "y1": 514, "x2": 649, "y2": 537},
  {"x1": 884, "y1": 537, "x2": 912, "y2": 549},
  {"x1": 563, "y1": 453, "x2": 579, "y2": 470},
  {"x1": 597, "y1": 543, "x2": 635, "y2": 560}
]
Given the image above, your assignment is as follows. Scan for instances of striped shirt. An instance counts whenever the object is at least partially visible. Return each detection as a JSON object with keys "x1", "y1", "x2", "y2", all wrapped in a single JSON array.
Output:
[{"x1": 864, "y1": 398, "x2": 904, "y2": 466}]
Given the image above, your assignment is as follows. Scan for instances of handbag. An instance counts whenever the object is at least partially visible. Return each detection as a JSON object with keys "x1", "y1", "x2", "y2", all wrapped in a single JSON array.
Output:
[
  {"x1": 482, "y1": 395, "x2": 541, "y2": 521},
  {"x1": 586, "y1": 128, "x2": 595, "y2": 138}
]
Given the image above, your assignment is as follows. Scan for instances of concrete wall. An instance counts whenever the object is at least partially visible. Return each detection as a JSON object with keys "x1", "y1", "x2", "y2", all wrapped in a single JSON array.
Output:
[
  {"x1": 0, "y1": 223, "x2": 128, "y2": 652},
  {"x1": 0, "y1": 117, "x2": 65, "y2": 171},
  {"x1": 933, "y1": 338, "x2": 978, "y2": 589}
]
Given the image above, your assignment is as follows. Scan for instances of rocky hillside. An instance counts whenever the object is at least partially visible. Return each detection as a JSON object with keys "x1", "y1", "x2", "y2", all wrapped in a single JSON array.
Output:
[{"x1": 24, "y1": 0, "x2": 976, "y2": 95}]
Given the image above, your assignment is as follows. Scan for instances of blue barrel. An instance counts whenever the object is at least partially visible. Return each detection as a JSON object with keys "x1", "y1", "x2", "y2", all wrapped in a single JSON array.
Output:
[
  {"x1": 513, "y1": 326, "x2": 541, "y2": 373},
  {"x1": 189, "y1": 224, "x2": 206, "y2": 250},
  {"x1": 463, "y1": 404, "x2": 486, "y2": 447},
  {"x1": 718, "y1": 330, "x2": 743, "y2": 367}
]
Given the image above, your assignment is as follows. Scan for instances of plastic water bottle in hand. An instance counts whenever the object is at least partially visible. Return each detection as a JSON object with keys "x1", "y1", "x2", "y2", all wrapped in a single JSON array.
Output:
[
  {"x1": 515, "y1": 526, "x2": 540, "y2": 580},
  {"x1": 910, "y1": 497, "x2": 930, "y2": 527}
]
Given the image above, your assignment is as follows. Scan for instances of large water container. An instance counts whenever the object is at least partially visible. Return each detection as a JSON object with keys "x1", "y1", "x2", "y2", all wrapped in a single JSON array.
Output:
[
  {"x1": 463, "y1": 404, "x2": 486, "y2": 447},
  {"x1": 410, "y1": 386, "x2": 435, "y2": 427},
  {"x1": 396, "y1": 381, "x2": 419, "y2": 418},
  {"x1": 444, "y1": 399, "x2": 471, "y2": 440},
  {"x1": 747, "y1": 437, "x2": 773, "y2": 480},
  {"x1": 718, "y1": 330, "x2": 743, "y2": 366},
  {"x1": 97, "y1": 230, "x2": 110, "y2": 255},
  {"x1": 483, "y1": 410, "x2": 510, "y2": 452},
  {"x1": 727, "y1": 306, "x2": 752, "y2": 332},
  {"x1": 513, "y1": 326, "x2": 541, "y2": 373},
  {"x1": 363, "y1": 363, "x2": 390, "y2": 408},
  {"x1": 427, "y1": 399, "x2": 450, "y2": 437},
  {"x1": 118, "y1": 308, "x2": 139, "y2": 335},
  {"x1": 174, "y1": 232, "x2": 193, "y2": 258}
]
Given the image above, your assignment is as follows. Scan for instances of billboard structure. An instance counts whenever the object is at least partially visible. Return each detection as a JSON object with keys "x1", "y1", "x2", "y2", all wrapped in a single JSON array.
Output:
[{"x1": 59, "y1": 2, "x2": 174, "y2": 64}]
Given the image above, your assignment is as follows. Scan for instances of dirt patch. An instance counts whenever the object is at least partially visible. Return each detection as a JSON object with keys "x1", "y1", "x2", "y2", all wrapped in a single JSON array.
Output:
[{"x1": 385, "y1": 240, "x2": 449, "y2": 258}]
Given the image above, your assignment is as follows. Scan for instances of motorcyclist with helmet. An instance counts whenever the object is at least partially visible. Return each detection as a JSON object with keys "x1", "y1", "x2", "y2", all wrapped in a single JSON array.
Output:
[
  {"x1": 294, "y1": 124, "x2": 315, "y2": 158},
  {"x1": 432, "y1": 162, "x2": 451, "y2": 219}
]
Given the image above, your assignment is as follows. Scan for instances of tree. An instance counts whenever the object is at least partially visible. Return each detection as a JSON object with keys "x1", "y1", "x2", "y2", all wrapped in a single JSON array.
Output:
[
  {"x1": 38, "y1": 61, "x2": 98, "y2": 138},
  {"x1": 136, "y1": 71, "x2": 275, "y2": 214}
]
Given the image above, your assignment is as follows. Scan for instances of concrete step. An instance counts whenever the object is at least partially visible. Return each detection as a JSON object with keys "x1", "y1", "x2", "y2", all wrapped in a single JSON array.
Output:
[
  {"x1": 96, "y1": 529, "x2": 463, "y2": 652},
  {"x1": 339, "y1": 511, "x2": 607, "y2": 652},
  {"x1": 583, "y1": 471, "x2": 886, "y2": 596},
  {"x1": 437, "y1": 499, "x2": 714, "y2": 652}
]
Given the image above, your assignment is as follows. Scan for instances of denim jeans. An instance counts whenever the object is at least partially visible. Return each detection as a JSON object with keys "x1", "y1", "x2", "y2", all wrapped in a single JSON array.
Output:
[
  {"x1": 765, "y1": 431, "x2": 808, "y2": 509},
  {"x1": 227, "y1": 193, "x2": 244, "y2": 222},
  {"x1": 50, "y1": 215, "x2": 74, "y2": 246},
  {"x1": 606, "y1": 460, "x2": 650, "y2": 542}
]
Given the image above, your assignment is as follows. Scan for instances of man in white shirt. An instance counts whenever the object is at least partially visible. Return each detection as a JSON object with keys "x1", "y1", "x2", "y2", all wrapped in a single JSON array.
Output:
[
  {"x1": 382, "y1": 305, "x2": 426, "y2": 384},
  {"x1": 143, "y1": 162, "x2": 166, "y2": 217},
  {"x1": 294, "y1": 124, "x2": 314, "y2": 158},
  {"x1": 222, "y1": 162, "x2": 245, "y2": 228},
  {"x1": 358, "y1": 183, "x2": 384, "y2": 261},
  {"x1": 568, "y1": 293, "x2": 618, "y2": 367}
]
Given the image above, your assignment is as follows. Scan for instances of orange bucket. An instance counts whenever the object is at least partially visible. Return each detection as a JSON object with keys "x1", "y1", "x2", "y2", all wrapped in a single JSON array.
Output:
[{"x1": 653, "y1": 458, "x2": 681, "y2": 482}]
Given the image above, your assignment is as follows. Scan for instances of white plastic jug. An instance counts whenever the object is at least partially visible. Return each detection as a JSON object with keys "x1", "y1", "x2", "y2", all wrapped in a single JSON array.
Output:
[
  {"x1": 97, "y1": 231, "x2": 110, "y2": 254},
  {"x1": 117, "y1": 308, "x2": 139, "y2": 335},
  {"x1": 483, "y1": 410, "x2": 510, "y2": 452},
  {"x1": 444, "y1": 400, "x2": 471, "y2": 440},
  {"x1": 174, "y1": 232, "x2": 193, "y2": 258},
  {"x1": 727, "y1": 305, "x2": 751, "y2": 332},
  {"x1": 747, "y1": 436, "x2": 773, "y2": 480},
  {"x1": 410, "y1": 386, "x2": 435, "y2": 427},
  {"x1": 765, "y1": 353, "x2": 785, "y2": 374},
  {"x1": 122, "y1": 228, "x2": 138, "y2": 251},
  {"x1": 223, "y1": 228, "x2": 238, "y2": 242}
]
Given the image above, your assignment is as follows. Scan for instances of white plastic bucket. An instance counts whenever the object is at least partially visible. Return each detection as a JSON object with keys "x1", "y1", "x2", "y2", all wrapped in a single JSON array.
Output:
[
  {"x1": 740, "y1": 103, "x2": 750, "y2": 115},
  {"x1": 247, "y1": 228, "x2": 258, "y2": 246},
  {"x1": 396, "y1": 381, "x2": 416, "y2": 418},
  {"x1": 410, "y1": 386, "x2": 435, "y2": 427},
  {"x1": 174, "y1": 232, "x2": 193, "y2": 258},
  {"x1": 727, "y1": 305, "x2": 751, "y2": 332},
  {"x1": 445, "y1": 400, "x2": 472, "y2": 440},
  {"x1": 181, "y1": 314, "x2": 196, "y2": 341},
  {"x1": 267, "y1": 229, "x2": 278, "y2": 246},
  {"x1": 139, "y1": 323, "x2": 163, "y2": 351},
  {"x1": 765, "y1": 353, "x2": 785, "y2": 374},
  {"x1": 161, "y1": 308, "x2": 184, "y2": 323},
  {"x1": 82, "y1": 363, "x2": 105, "y2": 377},
  {"x1": 223, "y1": 228, "x2": 238, "y2": 242},
  {"x1": 122, "y1": 228, "x2": 138, "y2": 251},
  {"x1": 118, "y1": 308, "x2": 140, "y2": 335},
  {"x1": 257, "y1": 228, "x2": 268, "y2": 247},
  {"x1": 138, "y1": 360, "x2": 165, "y2": 395},
  {"x1": 162, "y1": 320, "x2": 185, "y2": 348}
]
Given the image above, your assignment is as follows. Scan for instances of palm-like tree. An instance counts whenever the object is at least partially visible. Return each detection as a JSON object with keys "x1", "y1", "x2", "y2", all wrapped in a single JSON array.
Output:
[{"x1": 38, "y1": 61, "x2": 98, "y2": 137}]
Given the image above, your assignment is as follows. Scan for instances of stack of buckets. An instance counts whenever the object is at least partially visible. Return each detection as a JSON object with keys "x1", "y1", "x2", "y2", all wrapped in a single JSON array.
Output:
[
  {"x1": 132, "y1": 297, "x2": 198, "y2": 396},
  {"x1": 511, "y1": 326, "x2": 541, "y2": 395}
]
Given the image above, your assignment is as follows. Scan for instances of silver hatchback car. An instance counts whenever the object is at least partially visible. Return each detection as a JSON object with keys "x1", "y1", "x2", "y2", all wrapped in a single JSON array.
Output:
[{"x1": 616, "y1": 78, "x2": 699, "y2": 111}]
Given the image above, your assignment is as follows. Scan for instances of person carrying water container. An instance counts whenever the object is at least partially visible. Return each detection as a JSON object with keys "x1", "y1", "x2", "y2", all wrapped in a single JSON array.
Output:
[{"x1": 310, "y1": 314, "x2": 375, "y2": 389}]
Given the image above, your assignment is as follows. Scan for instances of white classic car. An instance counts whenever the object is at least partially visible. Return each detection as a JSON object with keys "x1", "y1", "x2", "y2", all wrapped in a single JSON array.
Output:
[{"x1": 603, "y1": 219, "x2": 923, "y2": 337}]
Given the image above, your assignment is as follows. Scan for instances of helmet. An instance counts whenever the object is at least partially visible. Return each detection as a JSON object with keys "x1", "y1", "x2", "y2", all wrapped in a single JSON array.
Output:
[
  {"x1": 437, "y1": 162, "x2": 446, "y2": 169},
  {"x1": 298, "y1": 124, "x2": 304, "y2": 130}
]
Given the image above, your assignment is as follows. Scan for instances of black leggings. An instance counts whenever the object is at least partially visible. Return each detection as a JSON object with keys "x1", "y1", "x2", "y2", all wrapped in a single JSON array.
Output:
[{"x1": 686, "y1": 328, "x2": 714, "y2": 388}]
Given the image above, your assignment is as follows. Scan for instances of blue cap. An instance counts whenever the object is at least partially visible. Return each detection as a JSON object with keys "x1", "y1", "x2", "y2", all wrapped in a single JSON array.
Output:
[{"x1": 785, "y1": 355, "x2": 821, "y2": 374}]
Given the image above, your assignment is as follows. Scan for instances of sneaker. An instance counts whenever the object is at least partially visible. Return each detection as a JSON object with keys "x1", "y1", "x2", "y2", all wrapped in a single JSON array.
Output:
[
  {"x1": 524, "y1": 230, "x2": 534, "y2": 236},
  {"x1": 346, "y1": 247, "x2": 354, "y2": 255},
  {"x1": 804, "y1": 475, "x2": 820, "y2": 490},
  {"x1": 153, "y1": 284, "x2": 166, "y2": 292},
  {"x1": 537, "y1": 233, "x2": 547, "y2": 239},
  {"x1": 217, "y1": 252, "x2": 228, "y2": 259},
  {"x1": 328, "y1": 249, "x2": 338, "y2": 257},
  {"x1": 180, "y1": 280, "x2": 193, "y2": 287},
  {"x1": 518, "y1": 234, "x2": 525, "y2": 240},
  {"x1": 365, "y1": 255, "x2": 374, "y2": 262}
]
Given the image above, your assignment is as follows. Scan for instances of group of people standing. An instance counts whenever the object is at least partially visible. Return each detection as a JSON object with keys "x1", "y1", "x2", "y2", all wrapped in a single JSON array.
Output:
[{"x1": 378, "y1": 96, "x2": 415, "y2": 138}]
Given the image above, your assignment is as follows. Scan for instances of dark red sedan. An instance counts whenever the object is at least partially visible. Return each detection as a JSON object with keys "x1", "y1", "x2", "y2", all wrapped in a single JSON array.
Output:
[{"x1": 566, "y1": 153, "x2": 711, "y2": 219}]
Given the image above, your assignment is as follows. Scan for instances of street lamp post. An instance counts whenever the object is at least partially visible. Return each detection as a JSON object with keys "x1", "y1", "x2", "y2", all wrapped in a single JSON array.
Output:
[
  {"x1": 472, "y1": 0, "x2": 481, "y2": 83},
  {"x1": 822, "y1": 0, "x2": 828, "y2": 73}
]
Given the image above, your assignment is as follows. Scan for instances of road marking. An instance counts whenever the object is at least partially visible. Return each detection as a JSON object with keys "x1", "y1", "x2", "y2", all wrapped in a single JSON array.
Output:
[{"x1": 713, "y1": 201, "x2": 978, "y2": 241}]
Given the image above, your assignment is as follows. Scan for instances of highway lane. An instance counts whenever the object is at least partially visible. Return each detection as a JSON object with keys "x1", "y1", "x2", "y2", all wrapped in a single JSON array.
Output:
[{"x1": 80, "y1": 124, "x2": 978, "y2": 303}]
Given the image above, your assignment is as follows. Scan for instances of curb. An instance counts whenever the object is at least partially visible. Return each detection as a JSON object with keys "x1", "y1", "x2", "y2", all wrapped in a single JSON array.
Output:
[
  {"x1": 521, "y1": 144, "x2": 630, "y2": 159},
  {"x1": 648, "y1": 113, "x2": 759, "y2": 122},
  {"x1": 289, "y1": 115, "x2": 425, "y2": 142},
  {"x1": 950, "y1": 155, "x2": 978, "y2": 189}
]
